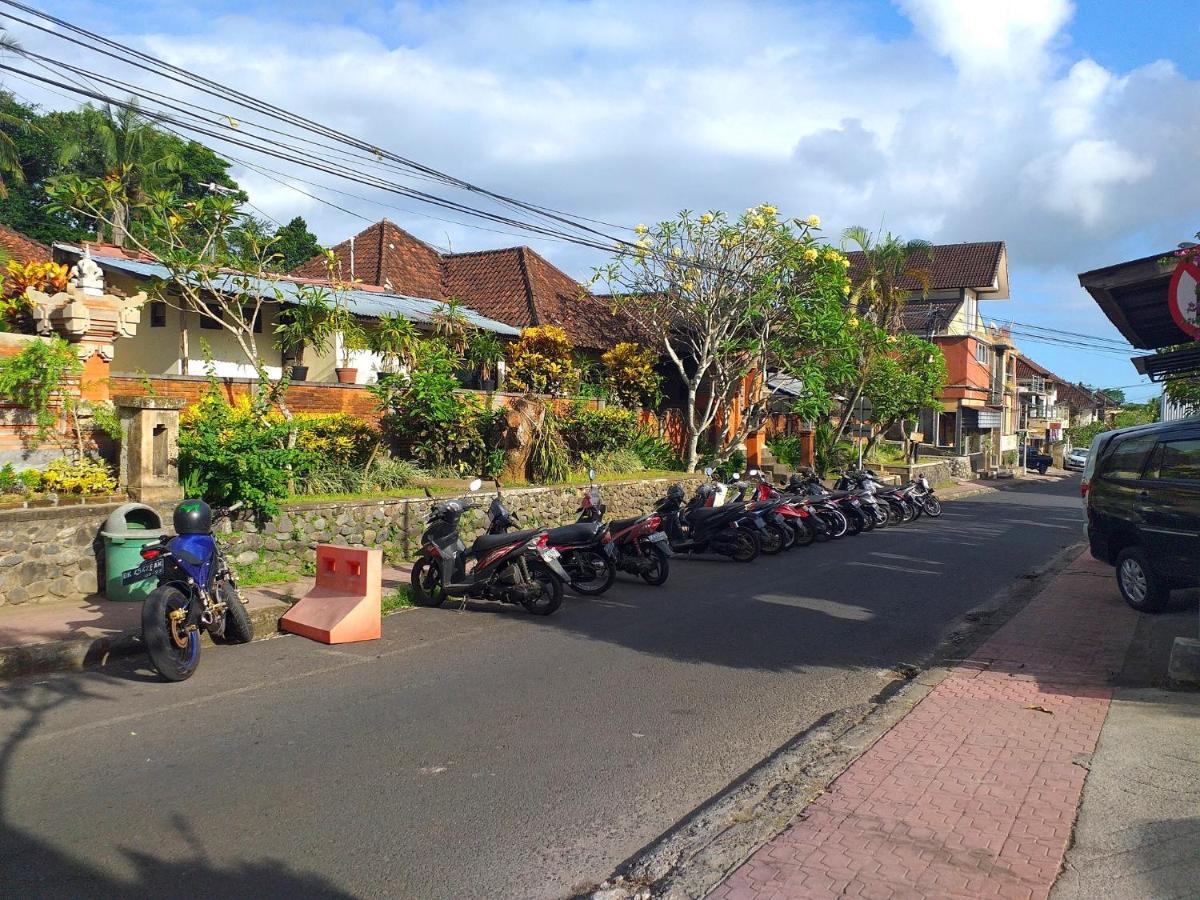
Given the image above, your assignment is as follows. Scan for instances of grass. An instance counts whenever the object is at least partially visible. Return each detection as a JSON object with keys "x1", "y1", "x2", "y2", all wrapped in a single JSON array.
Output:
[
  {"x1": 231, "y1": 558, "x2": 297, "y2": 587},
  {"x1": 382, "y1": 585, "x2": 415, "y2": 614}
]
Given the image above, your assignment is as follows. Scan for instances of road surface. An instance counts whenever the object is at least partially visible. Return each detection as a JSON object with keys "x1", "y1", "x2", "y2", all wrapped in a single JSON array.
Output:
[{"x1": 0, "y1": 479, "x2": 1084, "y2": 899}]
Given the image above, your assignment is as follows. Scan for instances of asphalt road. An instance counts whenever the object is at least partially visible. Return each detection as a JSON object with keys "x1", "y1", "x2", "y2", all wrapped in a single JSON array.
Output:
[{"x1": 0, "y1": 478, "x2": 1085, "y2": 900}]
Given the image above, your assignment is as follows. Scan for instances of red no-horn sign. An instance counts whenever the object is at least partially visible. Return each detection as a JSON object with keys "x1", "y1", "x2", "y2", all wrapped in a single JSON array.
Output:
[{"x1": 1168, "y1": 258, "x2": 1200, "y2": 340}]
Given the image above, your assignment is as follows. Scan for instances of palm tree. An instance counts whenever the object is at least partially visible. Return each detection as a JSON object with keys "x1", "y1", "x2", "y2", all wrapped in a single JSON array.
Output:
[
  {"x1": 841, "y1": 226, "x2": 934, "y2": 334},
  {"x1": 0, "y1": 33, "x2": 28, "y2": 198},
  {"x1": 59, "y1": 99, "x2": 180, "y2": 247}
]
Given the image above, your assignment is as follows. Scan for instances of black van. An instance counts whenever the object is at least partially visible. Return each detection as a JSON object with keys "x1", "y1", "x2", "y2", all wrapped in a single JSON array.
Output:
[{"x1": 1083, "y1": 417, "x2": 1200, "y2": 611}]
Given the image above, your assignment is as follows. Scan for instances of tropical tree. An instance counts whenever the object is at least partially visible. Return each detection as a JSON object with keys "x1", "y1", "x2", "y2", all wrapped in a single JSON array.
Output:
[
  {"x1": 57, "y1": 100, "x2": 183, "y2": 247},
  {"x1": 841, "y1": 226, "x2": 934, "y2": 333},
  {"x1": 861, "y1": 333, "x2": 947, "y2": 453},
  {"x1": 1098, "y1": 387, "x2": 1127, "y2": 405},
  {"x1": 272, "y1": 216, "x2": 322, "y2": 270},
  {"x1": 600, "y1": 206, "x2": 851, "y2": 471},
  {"x1": 0, "y1": 33, "x2": 27, "y2": 198}
]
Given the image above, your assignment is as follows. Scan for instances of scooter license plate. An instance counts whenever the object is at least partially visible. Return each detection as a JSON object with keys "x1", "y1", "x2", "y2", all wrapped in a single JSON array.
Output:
[
  {"x1": 543, "y1": 548, "x2": 561, "y2": 560},
  {"x1": 121, "y1": 557, "x2": 164, "y2": 585},
  {"x1": 647, "y1": 531, "x2": 667, "y2": 543}
]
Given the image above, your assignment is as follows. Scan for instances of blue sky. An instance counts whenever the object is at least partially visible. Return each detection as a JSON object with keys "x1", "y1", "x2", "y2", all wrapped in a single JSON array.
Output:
[{"x1": 8, "y1": 1, "x2": 1200, "y2": 400}]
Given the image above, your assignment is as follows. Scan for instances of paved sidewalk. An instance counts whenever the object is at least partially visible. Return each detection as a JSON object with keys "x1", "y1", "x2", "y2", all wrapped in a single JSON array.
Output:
[{"x1": 710, "y1": 553, "x2": 1138, "y2": 900}]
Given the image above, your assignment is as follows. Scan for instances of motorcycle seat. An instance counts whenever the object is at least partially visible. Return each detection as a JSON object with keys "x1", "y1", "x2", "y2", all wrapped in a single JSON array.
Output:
[
  {"x1": 687, "y1": 505, "x2": 739, "y2": 523},
  {"x1": 547, "y1": 522, "x2": 603, "y2": 545},
  {"x1": 608, "y1": 515, "x2": 643, "y2": 534},
  {"x1": 472, "y1": 528, "x2": 542, "y2": 554}
]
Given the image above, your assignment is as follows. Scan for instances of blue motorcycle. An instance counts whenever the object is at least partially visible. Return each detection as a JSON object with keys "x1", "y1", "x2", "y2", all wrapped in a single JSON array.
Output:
[{"x1": 121, "y1": 499, "x2": 254, "y2": 682}]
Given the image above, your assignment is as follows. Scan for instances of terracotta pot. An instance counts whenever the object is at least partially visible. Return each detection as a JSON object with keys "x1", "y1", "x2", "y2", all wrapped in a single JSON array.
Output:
[{"x1": 335, "y1": 367, "x2": 358, "y2": 384}]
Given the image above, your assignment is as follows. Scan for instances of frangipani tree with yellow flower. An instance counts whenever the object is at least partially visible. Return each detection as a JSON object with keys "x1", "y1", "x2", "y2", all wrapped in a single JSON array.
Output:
[{"x1": 597, "y1": 204, "x2": 852, "y2": 471}]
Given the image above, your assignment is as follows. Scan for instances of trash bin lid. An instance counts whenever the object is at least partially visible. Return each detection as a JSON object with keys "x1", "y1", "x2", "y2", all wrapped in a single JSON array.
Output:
[{"x1": 101, "y1": 502, "x2": 165, "y2": 537}]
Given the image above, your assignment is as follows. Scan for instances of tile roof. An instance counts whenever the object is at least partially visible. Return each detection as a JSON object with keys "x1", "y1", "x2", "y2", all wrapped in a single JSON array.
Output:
[
  {"x1": 0, "y1": 223, "x2": 51, "y2": 266},
  {"x1": 294, "y1": 221, "x2": 647, "y2": 351},
  {"x1": 1016, "y1": 356, "x2": 1054, "y2": 380},
  {"x1": 848, "y1": 241, "x2": 1005, "y2": 292},
  {"x1": 901, "y1": 298, "x2": 962, "y2": 334}
]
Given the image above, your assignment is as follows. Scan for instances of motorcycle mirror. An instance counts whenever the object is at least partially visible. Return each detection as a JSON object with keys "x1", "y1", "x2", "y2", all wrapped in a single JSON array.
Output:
[
  {"x1": 704, "y1": 466, "x2": 714, "y2": 476},
  {"x1": 731, "y1": 471, "x2": 741, "y2": 480},
  {"x1": 468, "y1": 478, "x2": 483, "y2": 492},
  {"x1": 588, "y1": 468, "x2": 596, "y2": 481},
  {"x1": 749, "y1": 468, "x2": 759, "y2": 476}
]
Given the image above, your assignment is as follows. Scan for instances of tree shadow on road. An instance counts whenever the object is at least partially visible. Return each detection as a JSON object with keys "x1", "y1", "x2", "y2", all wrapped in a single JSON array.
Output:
[{"x1": 0, "y1": 674, "x2": 356, "y2": 899}]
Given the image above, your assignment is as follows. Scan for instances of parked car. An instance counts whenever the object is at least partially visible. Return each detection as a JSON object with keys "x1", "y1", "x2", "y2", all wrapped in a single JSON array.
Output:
[
  {"x1": 1018, "y1": 444, "x2": 1052, "y2": 475},
  {"x1": 1065, "y1": 447, "x2": 1089, "y2": 470},
  {"x1": 1082, "y1": 418, "x2": 1200, "y2": 611}
]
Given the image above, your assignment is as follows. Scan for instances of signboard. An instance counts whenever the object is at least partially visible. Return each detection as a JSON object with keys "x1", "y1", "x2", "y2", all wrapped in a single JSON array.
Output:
[
  {"x1": 1048, "y1": 422, "x2": 1062, "y2": 441},
  {"x1": 1168, "y1": 258, "x2": 1200, "y2": 340},
  {"x1": 964, "y1": 408, "x2": 1003, "y2": 429}
]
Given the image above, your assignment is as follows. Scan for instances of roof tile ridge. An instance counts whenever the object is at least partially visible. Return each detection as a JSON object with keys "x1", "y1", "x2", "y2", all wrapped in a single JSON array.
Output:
[{"x1": 515, "y1": 246, "x2": 538, "y2": 325}]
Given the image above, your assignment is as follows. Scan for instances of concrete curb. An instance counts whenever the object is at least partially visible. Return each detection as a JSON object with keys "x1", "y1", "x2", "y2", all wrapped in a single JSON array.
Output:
[{"x1": 0, "y1": 602, "x2": 292, "y2": 680}]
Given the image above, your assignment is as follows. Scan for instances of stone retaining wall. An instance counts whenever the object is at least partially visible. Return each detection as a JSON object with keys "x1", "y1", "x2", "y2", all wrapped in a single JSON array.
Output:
[
  {"x1": 228, "y1": 475, "x2": 706, "y2": 580},
  {"x1": 882, "y1": 458, "x2": 956, "y2": 486},
  {"x1": 0, "y1": 474, "x2": 705, "y2": 607}
]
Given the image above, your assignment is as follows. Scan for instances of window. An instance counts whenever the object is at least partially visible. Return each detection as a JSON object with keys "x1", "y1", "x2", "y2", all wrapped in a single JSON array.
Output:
[
  {"x1": 1100, "y1": 434, "x2": 1156, "y2": 480},
  {"x1": 199, "y1": 302, "x2": 222, "y2": 330},
  {"x1": 1147, "y1": 438, "x2": 1200, "y2": 482},
  {"x1": 975, "y1": 340, "x2": 989, "y2": 365},
  {"x1": 964, "y1": 295, "x2": 978, "y2": 331},
  {"x1": 149, "y1": 301, "x2": 166, "y2": 328},
  {"x1": 242, "y1": 305, "x2": 264, "y2": 334}
]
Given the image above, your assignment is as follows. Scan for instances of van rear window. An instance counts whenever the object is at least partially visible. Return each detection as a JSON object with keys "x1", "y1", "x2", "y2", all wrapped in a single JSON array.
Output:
[{"x1": 1101, "y1": 434, "x2": 1156, "y2": 480}]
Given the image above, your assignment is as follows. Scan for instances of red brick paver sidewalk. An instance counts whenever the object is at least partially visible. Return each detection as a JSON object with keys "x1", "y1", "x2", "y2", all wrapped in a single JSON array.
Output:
[{"x1": 710, "y1": 554, "x2": 1137, "y2": 900}]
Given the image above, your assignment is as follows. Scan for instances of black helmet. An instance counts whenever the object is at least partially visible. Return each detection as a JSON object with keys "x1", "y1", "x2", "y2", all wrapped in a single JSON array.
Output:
[
  {"x1": 667, "y1": 483, "x2": 685, "y2": 502},
  {"x1": 173, "y1": 499, "x2": 212, "y2": 535}
]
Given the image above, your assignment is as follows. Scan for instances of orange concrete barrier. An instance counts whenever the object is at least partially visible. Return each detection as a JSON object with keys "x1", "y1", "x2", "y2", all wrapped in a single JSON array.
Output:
[{"x1": 280, "y1": 545, "x2": 382, "y2": 644}]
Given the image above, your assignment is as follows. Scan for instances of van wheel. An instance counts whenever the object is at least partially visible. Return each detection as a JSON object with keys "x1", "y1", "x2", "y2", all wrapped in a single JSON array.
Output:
[{"x1": 1115, "y1": 547, "x2": 1169, "y2": 612}]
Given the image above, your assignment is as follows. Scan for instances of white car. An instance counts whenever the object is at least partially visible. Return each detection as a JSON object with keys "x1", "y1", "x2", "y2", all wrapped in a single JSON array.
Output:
[{"x1": 1065, "y1": 447, "x2": 1089, "y2": 470}]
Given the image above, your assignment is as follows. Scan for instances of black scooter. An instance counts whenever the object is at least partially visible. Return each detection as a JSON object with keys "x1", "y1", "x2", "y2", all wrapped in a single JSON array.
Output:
[
  {"x1": 657, "y1": 475, "x2": 762, "y2": 562},
  {"x1": 411, "y1": 479, "x2": 572, "y2": 615}
]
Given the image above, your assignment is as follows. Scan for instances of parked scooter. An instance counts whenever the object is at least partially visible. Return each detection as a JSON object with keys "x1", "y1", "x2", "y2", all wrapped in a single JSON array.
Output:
[
  {"x1": 744, "y1": 472, "x2": 825, "y2": 546},
  {"x1": 657, "y1": 474, "x2": 762, "y2": 562},
  {"x1": 727, "y1": 470, "x2": 795, "y2": 553},
  {"x1": 487, "y1": 473, "x2": 616, "y2": 595},
  {"x1": 411, "y1": 479, "x2": 571, "y2": 615},
  {"x1": 121, "y1": 499, "x2": 254, "y2": 682},
  {"x1": 576, "y1": 474, "x2": 673, "y2": 585},
  {"x1": 905, "y1": 472, "x2": 942, "y2": 517},
  {"x1": 784, "y1": 473, "x2": 853, "y2": 537}
]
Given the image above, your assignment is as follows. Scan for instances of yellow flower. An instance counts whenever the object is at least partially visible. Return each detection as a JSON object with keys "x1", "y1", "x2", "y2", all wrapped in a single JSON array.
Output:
[
  {"x1": 760, "y1": 203, "x2": 778, "y2": 216},
  {"x1": 842, "y1": 283, "x2": 851, "y2": 295},
  {"x1": 848, "y1": 316, "x2": 859, "y2": 328},
  {"x1": 749, "y1": 214, "x2": 766, "y2": 228},
  {"x1": 634, "y1": 223, "x2": 649, "y2": 235},
  {"x1": 699, "y1": 213, "x2": 714, "y2": 225},
  {"x1": 682, "y1": 280, "x2": 695, "y2": 292},
  {"x1": 803, "y1": 247, "x2": 819, "y2": 262},
  {"x1": 805, "y1": 214, "x2": 821, "y2": 228},
  {"x1": 671, "y1": 246, "x2": 683, "y2": 258},
  {"x1": 635, "y1": 238, "x2": 651, "y2": 250}
]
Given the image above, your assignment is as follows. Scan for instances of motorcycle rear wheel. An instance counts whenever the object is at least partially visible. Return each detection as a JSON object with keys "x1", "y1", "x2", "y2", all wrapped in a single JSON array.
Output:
[
  {"x1": 844, "y1": 510, "x2": 863, "y2": 536},
  {"x1": 639, "y1": 546, "x2": 670, "y2": 585},
  {"x1": 521, "y1": 560, "x2": 564, "y2": 615},
  {"x1": 566, "y1": 548, "x2": 616, "y2": 595},
  {"x1": 410, "y1": 557, "x2": 447, "y2": 607},
  {"x1": 142, "y1": 585, "x2": 201, "y2": 682},
  {"x1": 821, "y1": 509, "x2": 848, "y2": 538}
]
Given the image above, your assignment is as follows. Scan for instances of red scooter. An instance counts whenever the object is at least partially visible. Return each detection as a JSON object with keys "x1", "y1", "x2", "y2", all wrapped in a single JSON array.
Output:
[{"x1": 577, "y1": 474, "x2": 672, "y2": 585}]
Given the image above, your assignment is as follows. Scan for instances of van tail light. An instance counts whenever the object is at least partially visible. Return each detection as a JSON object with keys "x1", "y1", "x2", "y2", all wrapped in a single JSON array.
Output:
[{"x1": 140, "y1": 547, "x2": 161, "y2": 560}]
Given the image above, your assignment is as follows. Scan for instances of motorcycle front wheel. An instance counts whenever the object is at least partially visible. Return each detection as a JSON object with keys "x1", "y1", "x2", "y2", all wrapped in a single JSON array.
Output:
[
  {"x1": 410, "y1": 557, "x2": 447, "y2": 607},
  {"x1": 639, "y1": 545, "x2": 671, "y2": 585},
  {"x1": 565, "y1": 548, "x2": 616, "y2": 595},
  {"x1": 142, "y1": 585, "x2": 201, "y2": 682},
  {"x1": 789, "y1": 518, "x2": 815, "y2": 547},
  {"x1": 760, "y1": 523, "x2": 787, "y2": 555},
  {"x1": 731, "y1": 530, "x2": 760, "y2": 562},
  {"x1": 922, "y1": 496, "x2": 943, "y2": 517},
  {"x1": 214, "y1": 579, "x2": 254, "y2": 644},
  {"x1": 521, "y1": 559, "x2": 564, "y2": 615}
]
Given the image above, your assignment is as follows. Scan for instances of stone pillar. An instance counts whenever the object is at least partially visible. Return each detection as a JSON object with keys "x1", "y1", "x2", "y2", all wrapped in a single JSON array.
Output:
[{"x1": 114, "y1": 395, "x2": 185, "y2": 503}]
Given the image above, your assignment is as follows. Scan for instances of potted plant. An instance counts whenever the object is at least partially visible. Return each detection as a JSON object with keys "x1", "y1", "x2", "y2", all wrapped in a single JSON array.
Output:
[
  {"x1": 274, "y1": 293, "x2": 333, "y2": 381},
  {"x1": 368, "y1": 312, "x2": 420, "y2": 376},
  {"x1": 465, "y1": 330, "x2": 503, "y2": 390},
  {"x1": 331, "y1": 309, "x2": 367, "y2": 384}
]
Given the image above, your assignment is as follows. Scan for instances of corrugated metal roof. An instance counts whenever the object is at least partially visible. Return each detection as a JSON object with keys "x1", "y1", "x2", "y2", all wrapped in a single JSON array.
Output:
[{"x1": 64, "y1": 248, "x2": 520, "y2": 336}]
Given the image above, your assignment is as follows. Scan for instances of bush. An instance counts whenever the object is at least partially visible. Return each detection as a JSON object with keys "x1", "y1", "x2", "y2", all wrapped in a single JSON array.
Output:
[
  {"x1": 560, "y1": 406, "x2": 639, "y2": 457},
  {"x1": 38, "y1": 456, "x2": 117, "y2": 495},
  {"x1": 629, "y1": 431, "x2": 681, "y2": 470},
  {"x1": 294, "y1": 456, "x2": 425, "y2": 496},
  {"x1": 601, "y1": 342, "x2": 662, "y2": 409},
  {"x1": 0, "y1": 463, "x2": 18, "y2": 494},
  {"x1": 527, "y1": 406, "x2": 571, "y2": 484},
  {"x1": 586, "y1": 449, "x2": 646, "y2": 475},
  {"x1": 294, "y1": 413, "x2": 378, "y2": 467},
  {"x1": 506, "y1": 325, "x2": 580, "y2": 396},
  {"x1": 767, "y1": 435, "x2": 806, "y2": 468},
  {"x1": 179, "y1": 387, "x2": 313, "y2": 517}
]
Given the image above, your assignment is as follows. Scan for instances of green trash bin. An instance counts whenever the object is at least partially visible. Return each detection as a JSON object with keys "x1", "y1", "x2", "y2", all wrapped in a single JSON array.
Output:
[{"x1": 102, "y1": 503, "x2": 166, "y2": 601}]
